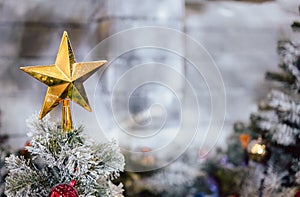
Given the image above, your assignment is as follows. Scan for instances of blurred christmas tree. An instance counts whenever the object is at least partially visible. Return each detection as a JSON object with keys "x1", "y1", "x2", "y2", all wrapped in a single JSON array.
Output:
[
  {"x1": 4, "y1": 31, "x2": 125, "y2": 197},
  {"x1": 117, "y1": 148, "x2": 216, "y2": 197},
  {"x1": 203, "y1": 7, "x2": 300, "y2": 197}
]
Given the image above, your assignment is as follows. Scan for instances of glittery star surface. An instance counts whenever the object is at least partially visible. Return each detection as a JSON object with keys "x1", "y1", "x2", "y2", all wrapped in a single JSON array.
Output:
[{"x1": 20, "y1": 31, "x2": 106, "y2": 119}]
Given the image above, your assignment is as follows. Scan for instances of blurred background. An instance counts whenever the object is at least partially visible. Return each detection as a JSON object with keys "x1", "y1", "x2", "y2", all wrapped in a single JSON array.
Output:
[{"x1": 0, "y1": 0, "x2": 299, "y2": 152}]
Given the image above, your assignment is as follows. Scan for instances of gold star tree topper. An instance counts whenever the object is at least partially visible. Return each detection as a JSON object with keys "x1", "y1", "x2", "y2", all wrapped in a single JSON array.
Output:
[{"x1": 20, "y1": 31, "x2": 106, "y2": 131}]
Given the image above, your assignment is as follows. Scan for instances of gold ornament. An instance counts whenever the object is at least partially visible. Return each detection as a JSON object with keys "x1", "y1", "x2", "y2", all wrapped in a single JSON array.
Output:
[
  {"x1": 247, "y1": 136, "x2": 268, "y2": 162},
  {"x1": 20, "y1": 31, "x2": 107, "y2": 131}
]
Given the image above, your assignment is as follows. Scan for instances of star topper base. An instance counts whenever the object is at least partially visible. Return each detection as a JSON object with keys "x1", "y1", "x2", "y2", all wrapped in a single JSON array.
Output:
[{"x1": 62, "y1": 100, "x2": 72, "y2": 132}]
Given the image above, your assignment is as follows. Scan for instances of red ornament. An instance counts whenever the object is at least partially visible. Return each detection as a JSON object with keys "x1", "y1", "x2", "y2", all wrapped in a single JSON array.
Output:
[
  {"x1": 295, "y1": 190, "x2": 300, "y2": 197},
  {"x1": 49, "y1": 180, "x2": 79, "y2": 197},
  {"x1": 20, "y1": 140, "x2": 31, "y2": 155}
]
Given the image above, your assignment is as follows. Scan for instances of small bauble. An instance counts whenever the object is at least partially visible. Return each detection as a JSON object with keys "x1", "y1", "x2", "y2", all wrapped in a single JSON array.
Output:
[
  {"x1": 49, "y1": 180, "x2": 78, "y2": 197},
  {"x1": 295, "y1": 190, "x2": 300, "y2": 197},
  {"x1": 247, "y1": 137, "x2": 268, "y2": 163},
  {"x1": 20, "y1": 141, "x2": 31, "y2": 154}
]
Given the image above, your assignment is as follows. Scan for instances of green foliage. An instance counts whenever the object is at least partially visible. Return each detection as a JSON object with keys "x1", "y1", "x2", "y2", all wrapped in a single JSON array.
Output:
[{"x1": 202, "y1": 158, "x2": 249, "y2": 196}]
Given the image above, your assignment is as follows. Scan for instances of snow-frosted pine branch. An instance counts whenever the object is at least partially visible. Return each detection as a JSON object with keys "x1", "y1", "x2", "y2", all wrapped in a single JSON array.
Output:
[
  {"x1": 5, "y1": 115, "x2": 125, "y2": 197},
  {"x1": 277, "y1": 41, "x2": 300, "y2": 91}
]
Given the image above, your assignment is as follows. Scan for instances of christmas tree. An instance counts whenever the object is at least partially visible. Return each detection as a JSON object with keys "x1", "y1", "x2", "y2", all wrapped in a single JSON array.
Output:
[
  {"x1": 4, "y1": 32, "x2": 125, "y2": 197},
  {"x1": 203, "y1": 8, "x2": 300, "y2": 197}
]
